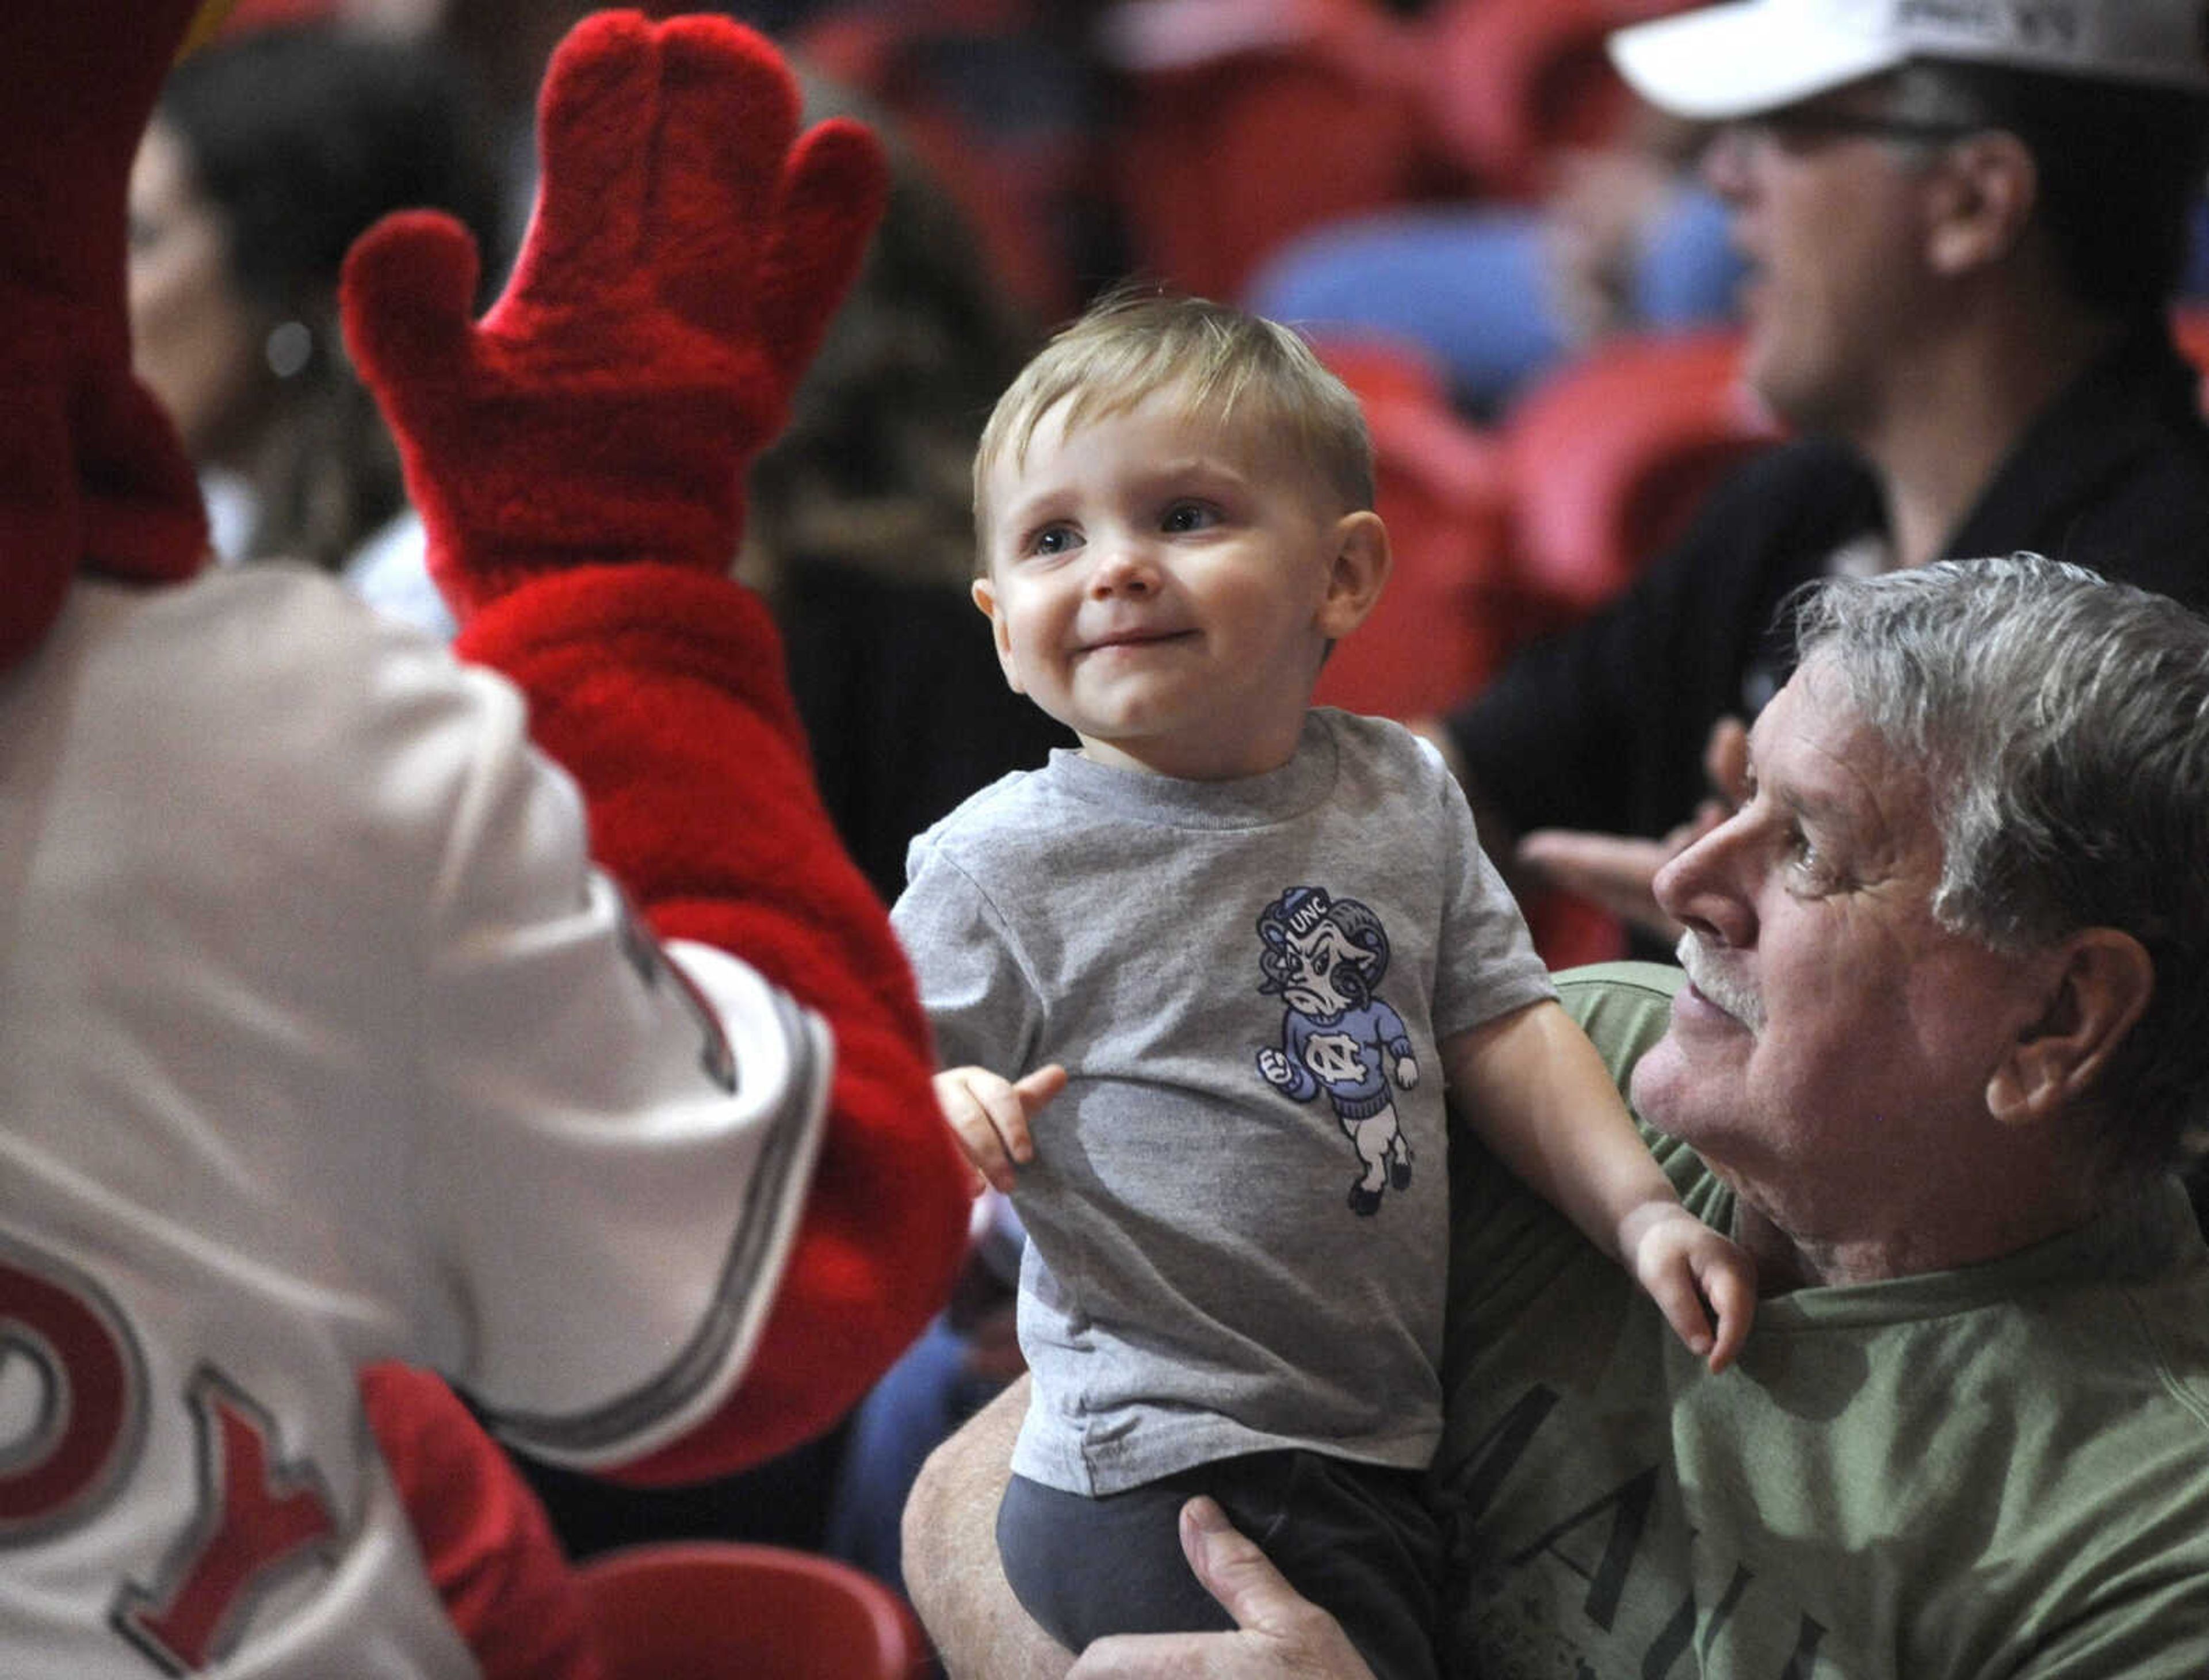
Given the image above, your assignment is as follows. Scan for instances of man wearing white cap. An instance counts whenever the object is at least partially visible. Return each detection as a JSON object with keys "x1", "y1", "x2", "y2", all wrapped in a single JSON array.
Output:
[
  {"x1": 1428, "y1": 0, "x2": 2209, "y2": 969},
  {"x1": 1613, "y1": 0, "x2": 2209, "y2": 113}
]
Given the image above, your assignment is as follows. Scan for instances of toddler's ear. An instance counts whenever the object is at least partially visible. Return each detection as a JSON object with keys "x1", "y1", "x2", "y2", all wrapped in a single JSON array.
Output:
[
  {"x1": 1318, "y1": 510, "x2": 1390, "y2": 639},
  {"x1": 971, "y1": 576, "x2": 1025, "y2": 694}
]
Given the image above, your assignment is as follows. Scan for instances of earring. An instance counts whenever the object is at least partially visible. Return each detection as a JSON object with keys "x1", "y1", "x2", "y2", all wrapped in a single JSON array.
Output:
[{"x1": 265, "y1": 320, "x2": 314, "y2": 380}]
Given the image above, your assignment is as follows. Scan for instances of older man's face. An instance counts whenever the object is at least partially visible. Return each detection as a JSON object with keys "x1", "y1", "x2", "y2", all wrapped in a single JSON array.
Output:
[{"x1": 1632, "y1": 659, "x2": 2042, "y2": 1234}]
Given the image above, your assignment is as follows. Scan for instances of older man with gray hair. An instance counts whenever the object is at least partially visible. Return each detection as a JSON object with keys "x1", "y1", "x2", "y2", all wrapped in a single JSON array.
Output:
[{"x1": 906, "y1": 552, "x2": 2209, "y2": 1678}]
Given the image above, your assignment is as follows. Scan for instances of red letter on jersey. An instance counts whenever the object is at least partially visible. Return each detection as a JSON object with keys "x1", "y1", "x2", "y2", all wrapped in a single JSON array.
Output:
[
  {"x1": 119, "y1": 1369, "x2": 340, "y2": 1673},
  {"x1": 0, "y1": 1244, "x2": 142, "y2": 1537}
]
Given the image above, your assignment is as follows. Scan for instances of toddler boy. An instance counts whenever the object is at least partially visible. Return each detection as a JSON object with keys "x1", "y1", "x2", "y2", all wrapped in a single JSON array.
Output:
[{"x1": 891, "y1": 292, "x2": 1754, "y2": 1679}]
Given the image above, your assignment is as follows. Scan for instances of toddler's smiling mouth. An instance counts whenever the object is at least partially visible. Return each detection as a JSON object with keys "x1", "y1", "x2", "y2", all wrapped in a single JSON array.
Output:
[{"x1": 1079, "y1": 627, "x2": 1197, "y2": 653}]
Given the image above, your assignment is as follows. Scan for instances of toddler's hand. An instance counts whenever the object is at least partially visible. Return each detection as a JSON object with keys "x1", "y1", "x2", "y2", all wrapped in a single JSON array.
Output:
[
  {"x1": 1617, "y1": 1201, "x2": 1757, "y2": 1373},
  {"x1": 933, "y1": 1064, "x2": 1068, "y2": 1196}
]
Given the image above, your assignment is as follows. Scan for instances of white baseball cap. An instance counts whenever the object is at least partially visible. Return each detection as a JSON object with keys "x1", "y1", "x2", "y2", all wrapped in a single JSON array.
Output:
[{"x1": 1608, "y1": 0, "x2": 2209, "y2": 120}]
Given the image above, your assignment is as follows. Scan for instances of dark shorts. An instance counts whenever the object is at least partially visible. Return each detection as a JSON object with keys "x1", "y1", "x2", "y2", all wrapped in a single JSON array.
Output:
[{"x1": 998, "y1": 1449, "x2": 1443, "y2": 1680}]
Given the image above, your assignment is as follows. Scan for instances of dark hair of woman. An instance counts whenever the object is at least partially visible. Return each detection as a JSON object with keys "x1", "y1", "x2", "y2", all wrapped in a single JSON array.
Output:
[{"x1": 150, "y1": 25, "x2": 505, "y2": 571}]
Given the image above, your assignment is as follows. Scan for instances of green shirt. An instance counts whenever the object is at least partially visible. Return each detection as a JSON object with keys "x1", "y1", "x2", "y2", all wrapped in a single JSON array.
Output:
[{"x1": 1439, "y1": 962, "x2": 2209, "y2": 1678}]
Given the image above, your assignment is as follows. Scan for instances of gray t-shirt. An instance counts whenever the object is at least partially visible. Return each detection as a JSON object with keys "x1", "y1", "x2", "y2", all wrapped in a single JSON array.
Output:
[{"x1": 895, "y1": 709, "x2": 1554, "y2": 1495}]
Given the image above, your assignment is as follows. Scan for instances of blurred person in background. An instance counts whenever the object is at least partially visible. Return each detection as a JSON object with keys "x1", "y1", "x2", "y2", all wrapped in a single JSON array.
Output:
[
  {"x1": 128, "y1": 22, "x2": 506, "y2": 632},
  {"x1": 1248, "y1": 104, "x2": 1745, "y2": 421}
]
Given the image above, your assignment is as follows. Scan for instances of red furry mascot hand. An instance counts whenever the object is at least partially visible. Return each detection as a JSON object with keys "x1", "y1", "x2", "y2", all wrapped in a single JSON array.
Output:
[
  {"x1": 345, "y1": 12, "x2": 969, "y2": 1477},
  {"x1": 343, "y1": 8, "x2": 880, "y2": 613}
]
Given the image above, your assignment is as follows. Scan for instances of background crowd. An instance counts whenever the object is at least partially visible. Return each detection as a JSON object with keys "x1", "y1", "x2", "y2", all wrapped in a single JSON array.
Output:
[{"x1": 102, "y1": 0, "x2": 2209, "y2": 1673}]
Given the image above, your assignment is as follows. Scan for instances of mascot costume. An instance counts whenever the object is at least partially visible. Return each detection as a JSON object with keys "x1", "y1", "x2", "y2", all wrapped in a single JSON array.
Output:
[{"x1": 0, "y1": 3, "x2": 969, "y2": 1674}]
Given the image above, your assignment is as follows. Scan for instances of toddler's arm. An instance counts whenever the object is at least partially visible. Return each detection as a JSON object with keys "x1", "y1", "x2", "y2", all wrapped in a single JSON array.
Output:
[
  {"x1": 935, "y1": 1063, "x2": 1069, "y2": 1195},
  {"x1": 1440, "y1": 999, "x2": 1755, "y2": 1370}
]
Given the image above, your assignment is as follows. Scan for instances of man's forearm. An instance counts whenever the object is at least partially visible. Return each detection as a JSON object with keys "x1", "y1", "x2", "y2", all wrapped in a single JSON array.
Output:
[{"x1": 902, "y1": 1376, "x2": 1074, "y2": 1678}]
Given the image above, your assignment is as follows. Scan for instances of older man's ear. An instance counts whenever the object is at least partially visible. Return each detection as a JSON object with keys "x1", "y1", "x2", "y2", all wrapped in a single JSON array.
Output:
[{"x1": 1985, "y1": 929, "x2": 2155, "y2": 1127}]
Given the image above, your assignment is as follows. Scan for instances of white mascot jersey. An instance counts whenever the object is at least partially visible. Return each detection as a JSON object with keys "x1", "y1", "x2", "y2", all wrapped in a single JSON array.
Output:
[{"x1": 0, "y1": 572, "x2": 830, "y2": 1675}]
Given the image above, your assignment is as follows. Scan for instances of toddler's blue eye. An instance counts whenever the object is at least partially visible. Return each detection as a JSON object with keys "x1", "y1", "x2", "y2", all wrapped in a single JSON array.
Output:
[{"x1": 1162, "y1": 502, "x2": 1217, "y2": 533}]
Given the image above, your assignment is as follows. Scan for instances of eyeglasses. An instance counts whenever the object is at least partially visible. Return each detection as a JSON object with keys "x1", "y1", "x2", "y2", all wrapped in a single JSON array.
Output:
[{"x1": 1726, "y1": 107, "x2": 1987, "y2": 154}]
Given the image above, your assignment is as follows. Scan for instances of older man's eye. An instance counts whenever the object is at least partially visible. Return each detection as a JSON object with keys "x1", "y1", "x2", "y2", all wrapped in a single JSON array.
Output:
[{"x1": 1783, "y1": 824, "x2": 1833, "y2": 885}]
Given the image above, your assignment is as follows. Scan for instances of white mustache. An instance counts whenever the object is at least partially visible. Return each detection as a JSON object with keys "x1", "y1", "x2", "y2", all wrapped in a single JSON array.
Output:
[{"x1": 1676, "y1": 933, "x2": 1765, "y2": 1034}]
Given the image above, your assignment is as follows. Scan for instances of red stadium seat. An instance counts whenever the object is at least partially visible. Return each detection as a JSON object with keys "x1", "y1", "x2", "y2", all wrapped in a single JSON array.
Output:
[
  {"x1": 1414, "y1": 0, "x2": 1695, "y2": 202},
  {"x1": 1500, "y1": 327, "x2": 1781, "y2": 624},
  {"x1": 1309, "y1": 335, "x2": 1516, "y2": 721},
  {"x1": 1103, "y1": 0, "x2": 1434, "y2": 302},
  {"x1": 2169, "y1": 302, "x2": 2209, "y2": 412},
  {"x1": 1488, "y1": 329, "x2": 1780, "y2": 971},
  {"x1": 1309, "y1": 335, "x2": 1624, "y2": 970},
  {"x1": 579, "y1": 1540, "x2": 934, "y2": 1680},
  {"x1": 797, "y1": 7, "x2": 1093, "y2": 322}
]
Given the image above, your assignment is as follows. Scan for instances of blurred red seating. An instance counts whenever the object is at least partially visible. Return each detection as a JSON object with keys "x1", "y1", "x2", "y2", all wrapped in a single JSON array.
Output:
[
  {"x1": 1499, "y1": 327, "x2": 1780, "y2": 627},
  {"x1": 798, "y1": 5, "x2": 1094, "y2": 322},
  {"x1": 1309, "y1": 334, "x2": 1516, "y2": 723},
  {"x1": 1414, "y1": 0, "x2": 1696, "y2": 202},
  {"x1": 1489, "y1": 328, "x2": 1779, "y2": 969},
  {"x1": 2170, "y1": 302, "x2": 2209, "y2": 410},
  {"x1": 579, "y1": 1539, "x2": 933, "y2": 1680},
  {"x1": 1102, "y1": 0, "x2": 1439, "y2": 303}
]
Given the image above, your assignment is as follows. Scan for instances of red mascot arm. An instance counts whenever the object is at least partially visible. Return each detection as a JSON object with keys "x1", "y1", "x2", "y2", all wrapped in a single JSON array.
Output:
[
  {"x1": 342, "y1": 12, "x2": 967, "y2": 1478},
  {"x1": 0, "y1": 1, "x2": 211, "y2": 674},
  {"x1": 360, "y1": 1364, "x2": 604, "y2": 1680}
]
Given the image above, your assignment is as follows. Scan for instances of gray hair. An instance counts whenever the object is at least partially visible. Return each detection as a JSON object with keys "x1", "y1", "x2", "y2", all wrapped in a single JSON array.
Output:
[{"x1": 1790, "y1": 553, "x2": 2209, "y2": 1174}]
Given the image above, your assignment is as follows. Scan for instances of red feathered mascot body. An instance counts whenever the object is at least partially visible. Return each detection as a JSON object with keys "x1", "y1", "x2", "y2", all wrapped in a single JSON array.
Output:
[{"x1": 0, "y1": 5, "x2": 967, "y2": 1674}]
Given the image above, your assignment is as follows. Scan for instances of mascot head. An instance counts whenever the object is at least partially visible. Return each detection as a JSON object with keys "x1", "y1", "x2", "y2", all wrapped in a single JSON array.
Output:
[{"x1": 0, "y1": 1, "x2": 240, "y2": 673}]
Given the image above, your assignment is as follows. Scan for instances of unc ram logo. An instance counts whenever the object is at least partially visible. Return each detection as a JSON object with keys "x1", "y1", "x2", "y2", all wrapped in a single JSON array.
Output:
[{"x1": 1252, "y1": 885, "x2": 1417, "y2": 1216}]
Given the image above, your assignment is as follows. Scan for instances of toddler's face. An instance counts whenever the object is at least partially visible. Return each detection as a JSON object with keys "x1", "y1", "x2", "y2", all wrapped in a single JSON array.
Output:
[{"x1": 974, "y1": 388, "x2": 1370, "y2": 780}]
